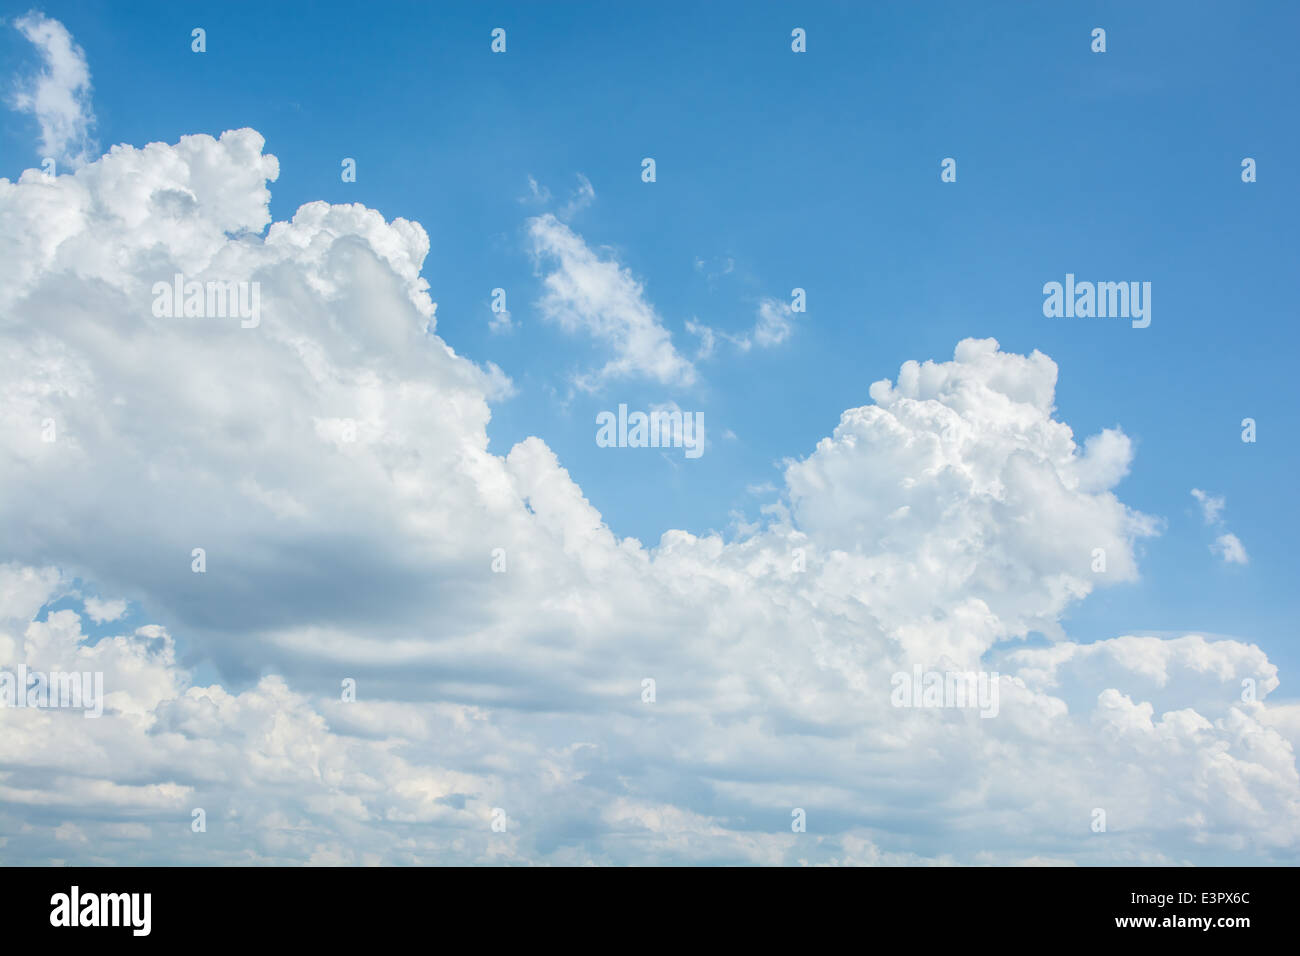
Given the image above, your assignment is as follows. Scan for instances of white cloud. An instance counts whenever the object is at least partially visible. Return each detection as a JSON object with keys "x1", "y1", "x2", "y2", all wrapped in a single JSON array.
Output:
[
  {"x1": 1191, "y1": 488, "x2": 1225, "y2": 525},
  {"x1": 1212, "y1": 533, "x2": 1249, "y2": 565},
  {"x1": 1191, "y1": 489, "x2": 1248, "y2": 565},
  {"x1": 689, "y1": 296, "x2": 799, "y2": 356},
  {"x1": 752, "y1": 296, "x2": 797, "y2": 348},
  {"x1": 684, "y1": 317, "x2": 715, "y2": 359},
  {"x1": 83, "y1": 597, "x2": 127, "y2": 623},
  {"x1": 9, "y1": 13, "x2": 97, "y2": 167},
  {"x1": 559, "y1": 173, "x2": 595, "y2": 218},
  {"x1": 527, "y1": 213, "x2": 695, "y2": 390},
  {"x1": 0, "y1": 128, "x2": 1295, "y2": 865}
]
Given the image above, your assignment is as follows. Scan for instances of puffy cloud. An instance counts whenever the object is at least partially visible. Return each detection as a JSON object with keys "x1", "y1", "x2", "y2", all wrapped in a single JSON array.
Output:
[
  {"x1": 0, "y1": 128, "x2": 1295, "y2": 865},
  {"x1": 82, "y1": 597, "x2": 127, "y2": 624},
  {"x1": 9, "y1": 12, "x2": 96, "y2": 167},
  {"x1": 527, "y1": 213, "x2": 696, "y2": 390},
  {"x1": 1075, "y1": 427, "x2": 1133, "y2": 493},
  {"x1": 787, "y1": 338, "x2": 1157, "y2": 648}
]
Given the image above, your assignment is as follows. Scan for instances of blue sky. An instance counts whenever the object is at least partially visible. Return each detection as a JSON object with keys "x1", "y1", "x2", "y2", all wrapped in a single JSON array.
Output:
[
  {"x1": 2, "y1": 0, "x2": 1295, "y2": 659},
  {"x1": 25, "y1": 1, "x2": 1284, "y2": 660},
  {"x1": 2, "y1": 1, "x2": 1289, "y2": 658},
  {"x1": 0, "y1": 2, "x2": 1297, "y2": 864}
]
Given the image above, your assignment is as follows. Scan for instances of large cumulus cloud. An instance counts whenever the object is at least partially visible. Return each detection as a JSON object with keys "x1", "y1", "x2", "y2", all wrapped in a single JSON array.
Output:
[{"x1": 0, "y1": 131, "x2": 1295, "y2": 865}]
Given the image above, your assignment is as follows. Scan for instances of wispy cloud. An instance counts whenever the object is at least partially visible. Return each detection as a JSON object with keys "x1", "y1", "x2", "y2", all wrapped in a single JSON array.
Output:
[
  {"x1": 1191, "y1": 488, "x2": 1248, "y2": 565},
  {"x1": 558, "y1": 173, "x2": 595, "y2": 219},
  {"x1": 689, "y1": 295, "x2": 800, "y2": 356},
  {"x1": 750, "y1": 296, "x2": 797, "y2": 348},
  {"x1": 9, "y1": 12, "x2": 97, "y2": 167},
  {"x1": 1211, "y1": 532, "x2": 1249, "y2": 565},
  {"x1": 83, "y1": 596, "x2": 127, "y2": 623},
  {"x1": 519, "y1": 173, "x2": 594, "y2": 220},
  {"x1": 527, "y1": 213, "x2": 696, "y2": 390},
  {"x1": 1190, "y1": 488, "x2": 1225, "y2": 525}
]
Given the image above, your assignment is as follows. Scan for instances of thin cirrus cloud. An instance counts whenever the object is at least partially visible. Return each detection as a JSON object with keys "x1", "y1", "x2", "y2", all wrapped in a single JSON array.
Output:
[{"x1": 82, "y1": 596, "x2": 128, "y2": 624}]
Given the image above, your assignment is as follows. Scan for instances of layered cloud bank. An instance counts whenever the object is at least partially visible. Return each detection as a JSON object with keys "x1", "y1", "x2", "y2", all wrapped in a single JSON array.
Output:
[{"x1": 0, "y1": 131, "x2": 1295, "y2": 865}]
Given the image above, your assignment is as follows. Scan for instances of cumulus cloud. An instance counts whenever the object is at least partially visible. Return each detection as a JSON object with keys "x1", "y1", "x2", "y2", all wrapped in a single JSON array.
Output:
[
  {"x1": 1074, "y1": 428, "x2": 1133, "y2": 493},
  {"x1": 0, "y1": 128, "x2": 1295, "y2": 865},
  {"x1": 9, "y1": 12, "x2": 96, "y2": 167},
  {"x1": 684, "y1": 317, "x2": 715, "y2": 359},
  {"x1": 82, "y1": 597, "x2": 127, "y2": 624},
  {"x1": 694, "y1": 255, "x2": 735, "y2": 280},
  {"x1": 527, "y1": 213, "x2": 696, "y2": 390}
]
